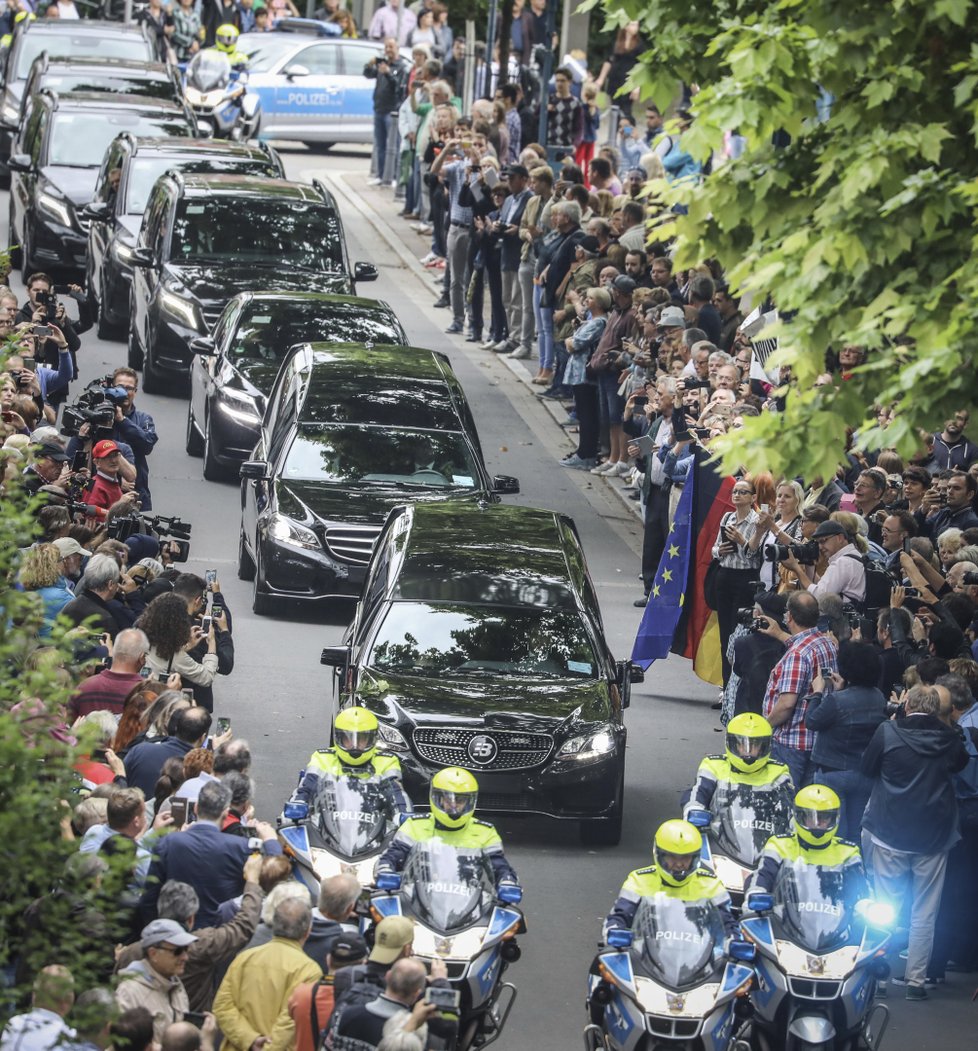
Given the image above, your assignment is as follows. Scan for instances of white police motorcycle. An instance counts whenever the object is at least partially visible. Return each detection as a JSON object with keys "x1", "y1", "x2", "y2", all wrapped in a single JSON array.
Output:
[
  {"x1": 740, "y1": 860, "x2": 892, "y2": 1051},
  {"x1": 373, "y1": 838, "x2": 525, "y2": 1050},
  {"x1": 279, "y1": 774, "x2": 400, "y2": 892},
  {"x1": 689, "y1": 783, "x2": 794, "y2": 913},
  {"x1": 583, "y1": 894, "x2": 755, "y2": 1051},
  {"x1": 183, "y1": 51, "x2": 260, "y2": 140}
]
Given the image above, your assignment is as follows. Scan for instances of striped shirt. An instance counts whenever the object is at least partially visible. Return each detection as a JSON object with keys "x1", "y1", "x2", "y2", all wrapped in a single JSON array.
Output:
[
  {"x1": 711, "y1": 509, "x2": 763, "y2": 570},
  {"x1": 763, "y1": 628, "x2": 838, "y2": 752}
]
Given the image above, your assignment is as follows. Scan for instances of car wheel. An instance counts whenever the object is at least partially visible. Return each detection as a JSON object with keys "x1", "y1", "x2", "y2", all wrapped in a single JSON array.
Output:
[
  {"x1": 579, "y1": 763, "x2": 624, "y2": 847},
  {"x1": 97, "y1": 291, "x2": 123, "y2": 341},
  {"x1": 307, "y1": 141, "x2": 336, "y2": 154},
  {"x1": 252, "y1": 546, "x2": 274, "y2": 616},
  {"x1": 7, "y1": 202, "x2": 22, "y2": 269},
  {"x1": 127, "y1": 320, "x2": 144, "y2": 370},
  {"x1": 202, "y1": 424, "x2": 231, "y2": 481},
  {"x1": 237, "y1": 528, "x2": 255, "y2": 581},
  {"x1": 185, "y1": 398, "x2": 204, "y2": 457}
]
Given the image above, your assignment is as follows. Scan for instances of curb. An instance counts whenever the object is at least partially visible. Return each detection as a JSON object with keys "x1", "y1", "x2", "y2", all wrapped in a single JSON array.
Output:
[{"x1": 322, "y1": 171, "x2": 643, "y2": 524}]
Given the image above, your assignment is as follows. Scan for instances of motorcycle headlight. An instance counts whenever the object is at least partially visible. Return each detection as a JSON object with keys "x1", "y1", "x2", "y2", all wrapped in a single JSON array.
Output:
[
  {"x1": 217, "y1": 385, "x2": 262, "y2": 424},
  {"x1": 37, "y1": 190, "x2": 74, "y2": 228},
  {"x1": 268, "y1": 512, "x2": 320, "y2": 551},
  {"x1": 555, "y1": 727, "x2": 617, "y2": 765},
  {"x1": 159, "y1": 289, "x2": 202, "y2": 331},
  {"x1": 185, "y1": 86, "x2": 203, "y2": 105},
  {"x1": 376, "y1": 722, "x2": 408, "y2": 753}
]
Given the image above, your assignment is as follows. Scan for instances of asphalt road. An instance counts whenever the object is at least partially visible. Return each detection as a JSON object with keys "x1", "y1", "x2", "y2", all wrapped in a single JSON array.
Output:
[{"x1": 6, "y1": 142, "x2": 972, "y2": 1049}]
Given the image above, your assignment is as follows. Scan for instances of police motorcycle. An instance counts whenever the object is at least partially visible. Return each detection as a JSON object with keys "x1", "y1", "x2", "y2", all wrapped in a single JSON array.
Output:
[
  {"x1": 373, "y1": 836, "x2": 525, "y2": 1050},
  {"x1": 183, "y1": 48, "x2": 260, "y2": 140},
  {"x1": 689, "y1": 785, "x2": 793, "y2": 914},
  {"x1": 740, "y1": 862, "x2": 893, "y2": 1051},
  {"x1": 279, "y1": 773, "x2": 401, "y2": 893},
  {"x1": 583, "y1": 893, "x2": 755, "y2": 1051}
]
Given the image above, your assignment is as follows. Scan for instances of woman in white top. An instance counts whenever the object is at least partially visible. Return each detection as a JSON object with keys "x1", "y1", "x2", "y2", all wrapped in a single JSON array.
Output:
[
  {"x1": 140, "y1": 593, "x2": 219, "y2": 688},
  {"x1": 749, "y1": 479, "x2": 805, "y2": 592}
]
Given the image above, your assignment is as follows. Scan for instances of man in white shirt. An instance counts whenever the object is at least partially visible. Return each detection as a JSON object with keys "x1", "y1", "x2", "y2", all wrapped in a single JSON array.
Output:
[
  {"x1": 0, "y1": 967, "x2": 75, "y2": 1051},
  {"x1": 786, "y1": 519, "x2": 866, "y2": 605}
]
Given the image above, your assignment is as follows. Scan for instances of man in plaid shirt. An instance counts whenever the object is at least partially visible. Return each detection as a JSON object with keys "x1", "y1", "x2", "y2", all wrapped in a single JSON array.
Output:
[{"x1": 761, "y1": 591, "x2": 838, "y2": 788}]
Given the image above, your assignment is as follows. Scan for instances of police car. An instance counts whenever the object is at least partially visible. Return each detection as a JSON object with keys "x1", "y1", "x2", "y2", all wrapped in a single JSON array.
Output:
[{"x1": 238, "y1": 29, "x2": 412, "y2": 149}]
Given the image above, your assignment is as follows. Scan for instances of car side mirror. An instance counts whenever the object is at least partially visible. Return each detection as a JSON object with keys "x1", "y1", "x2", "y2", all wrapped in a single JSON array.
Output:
[
  {"x1": 129, "y1": 246, "x2": 153, "y2": 268},
  {"x1": 7, "y1": 153, "x2": 32, "y2": 173},
  {"x1": 353, "y1": 261, "x2": 378, "y2": 282},
  {"x1": 615, "y1": 661, "x2": 644, "y2": 686},
  {"x1": 629, "y1": 662, "x2": 645, "y2": 684},
  {"x1": 191, "y1": 335, "x2": 217, "y2": 355},
  {"x1": 239, "y1": 459, "x2": 269, "y2": 480},
  {"x1": 491, "y1": 475, "x2": 520, "y2": 495},
  {"x1": 320, "y1": 645, "x2": 349, "y2": 667},
  {"x1": 284, "y1": 63, "x2": 310, "y2": 79},
  {"x1": 81, "y1": 201, "x2": 111, "y2": 222}
]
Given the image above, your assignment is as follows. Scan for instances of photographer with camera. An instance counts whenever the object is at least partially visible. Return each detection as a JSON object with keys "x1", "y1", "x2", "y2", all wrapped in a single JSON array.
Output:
[
  {"x1": 106, "y1": 368, "x2": 158, "y2": 511},
  {"x1": 17, "y1": 274, "x2": 89, "y2": 403},
  {"x1": 171, "y1": 573, "x2": 233, "y2": 712},
  {"x1": 731, "y1": 591, "x2": 791, "y2": 717},
  {"x1": 783, "y1": 519, "x2": 866, "y2": 606},
  {"x1": 86, "y1": 441, "x2": 141, "y2": 520},
  {"x1": 927, "y1": 470, "x2": 978, "y2": 540}
]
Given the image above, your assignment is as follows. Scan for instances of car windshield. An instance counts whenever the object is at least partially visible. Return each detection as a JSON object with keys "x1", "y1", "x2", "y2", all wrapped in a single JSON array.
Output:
[
  {"x1": 170, "y1": 197, "x2": 344, "y2": 271},
  {"x1": 237, "y1": 33, "x2": 304, "y2": 72},
  {"x1": 367, "y1": 602, "x2": 599, "y2": 679},
  {"x1": 38, "y1": 74, "x2": 174, "y2": 104},
  {"x1": 230, "y1": 301, "x2": 403, "y2": 359},
  {"x1": 125, "y1": 156, "x2": 277, "y2": 215},
  {"x1": 15, "y1": 32, "x2": 153, "y2": 79},
  {"x1": 48, "y1": 112, "x2": 191, "y2": 168},
  {"x1": 283, "y1": 425, "x2": 478, "y2": 488}
]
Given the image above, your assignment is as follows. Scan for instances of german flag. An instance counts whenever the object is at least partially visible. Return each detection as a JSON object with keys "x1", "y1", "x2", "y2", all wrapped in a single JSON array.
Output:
[{"x1": 673, "y1": 451, "x2": 735, "y2": 684}]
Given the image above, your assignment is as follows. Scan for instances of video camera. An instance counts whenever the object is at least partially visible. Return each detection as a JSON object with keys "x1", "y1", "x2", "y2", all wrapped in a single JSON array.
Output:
[
  {"x1": 61, "y1": 376, "x2": 129, "y2": 438},
  {"x1": 763, "y1": 540, "x2": 819, "y2": 565},
  {"x1": 107, "y1": 513, "x2": 192, "y2": 562}
]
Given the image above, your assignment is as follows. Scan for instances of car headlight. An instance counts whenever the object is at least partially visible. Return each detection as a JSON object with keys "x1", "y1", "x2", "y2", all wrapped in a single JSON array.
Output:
[
  {"x1": 267, "y1": 512, "x2": 320, "y2": 551},
  {"x1": 555, "y1": 728, "x2": 617, "y2": 764},
  {"x1": 112, "y1": 240, "x2": 135, "y2": 264},
  {"x1": 217, "y1": 385, "x2": 262, "y2": 424},
  {"x1": 376, "y1": 722, "x2": 408, "y2": 753},
  {"x1": 37, "y1": 190, "x2": 74, "y2": 228},
  {"x1": 159, "y1": 289, "x2": 202, "y2": 331},
  {"x1": 2, "y1": 100, "x2": 21, "y2": 125}
]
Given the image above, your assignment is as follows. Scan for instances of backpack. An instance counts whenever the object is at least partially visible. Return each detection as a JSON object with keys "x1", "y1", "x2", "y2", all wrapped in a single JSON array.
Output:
[
  {"x1": 324, "y1": 967, "x2": 385, "y2": 1047},
  {"x1": 844, "y1": 553, "x2": 892, "y2": 612}
]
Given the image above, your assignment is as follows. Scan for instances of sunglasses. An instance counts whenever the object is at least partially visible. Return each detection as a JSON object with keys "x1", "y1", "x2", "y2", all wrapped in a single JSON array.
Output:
[{"x1": 156, "y1": 943, "x2": 190, "y2": 956}]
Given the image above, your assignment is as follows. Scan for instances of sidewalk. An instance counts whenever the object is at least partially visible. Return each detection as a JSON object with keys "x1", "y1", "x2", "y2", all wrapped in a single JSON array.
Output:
[{"x1": 323, "y1": 171, "x2": 644, "y2": 526}]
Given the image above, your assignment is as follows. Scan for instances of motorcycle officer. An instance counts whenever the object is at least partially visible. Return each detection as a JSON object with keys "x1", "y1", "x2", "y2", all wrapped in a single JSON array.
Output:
[
  {"x1": 684, "y1": 712, "x2": 793, "y2": 821},
  {"x1": 207, "y1": 23, "x2": 250, "y2": 69},
  {"x1": 375, "y1": 767, "x2": 520, "y2": 894},
  {"x1": 290, "y1": 706, "x2": 412, "y2": 818},
  {"x1": 745, "y1": 784, "x2": 867, "y2": 908},
  {"x1": 603, "y1": 820, "x2": 739, "y2": 942}
]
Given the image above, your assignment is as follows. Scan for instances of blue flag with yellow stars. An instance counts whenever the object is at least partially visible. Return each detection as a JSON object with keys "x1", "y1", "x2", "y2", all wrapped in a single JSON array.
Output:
[{"x1": 631, "y1": 469, "x2": 694, "y2": 667}]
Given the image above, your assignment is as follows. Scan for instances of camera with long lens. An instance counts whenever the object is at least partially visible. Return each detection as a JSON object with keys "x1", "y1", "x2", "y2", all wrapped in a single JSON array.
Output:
[
  {"x1": 763, "y1": 540, "x2": 820, "y2": 565},
  {"x1": 107, "y1": 513, "x2": 192, "y2": 563},
  {"x1": 841, "y1": 602, "x2": 861, "y2": 629},
  {"x1": 736, "y1": 607, "x2": 771, "y2": 632},
  {"x1": 682, "y1": 378, "x2": 712, "y2": 390},
  {"x1": 61, "y1": 377, "x2": 130, "y2": 438}
]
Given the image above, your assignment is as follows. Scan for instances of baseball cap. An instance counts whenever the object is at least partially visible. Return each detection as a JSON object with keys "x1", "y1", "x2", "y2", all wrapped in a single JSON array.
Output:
[
  {"x1": 92, "y1": 440, "x2": 120, "y2": 459},
  {"x1": 611, "y1": 274, "x2": 637, "y2": 294},
  {"x1": 369, "y1": 915, "x2": 415, "y2": 963},
  {"x1": 52, "y1": 537, "x2": 87, "y2": 559},
  {"x1": 140, "y1": 918, "x2": 197, "y2": 950},
  {"x1": 658, "y1": 306, "x2": 687, "y2": 328},
  {"x1": 754, "y1": 590, "x2": 788, "y2": 621},
  {"x1": 811, "y1": 520, "x2": 847, "y2": 539},
  {"x1": 504, "y1": 163, "x2": 529, "y2": 178},
  {"x1": 330, "y1": 933, "x2": 368, "y2": 964},
  {"x1": 578, "y1": 235, "x2": 600, "y2": 254},
  {"x1": 35, "y1": 442, "x2": 68, "y2": 462}
]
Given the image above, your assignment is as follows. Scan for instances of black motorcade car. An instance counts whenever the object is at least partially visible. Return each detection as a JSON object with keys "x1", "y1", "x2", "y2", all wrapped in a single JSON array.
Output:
[
  {"x1": 237, "y1": 343, "x2": 518, "y2": 616},
  {"x1": 128, "y1": 173, "x2": 378, "y2": 392},
  {"x1": 13, "y1": 56, "x2": 184, "y2": 133},
  {"x1": 86, "y1": 136, "x2": 283, "y2": 338},
  {"x1": 0, "y1": 20, "x2": 159, "y2": 172},
  {"x1": 187, "y1": 292, "x2": 406, "y2": 480},
  {"x1": 321, "y1": 501, "x2": 643, "y2": 846},
  {"x1": 7, "y1": 91, "x2": 194, "y2": 281}
]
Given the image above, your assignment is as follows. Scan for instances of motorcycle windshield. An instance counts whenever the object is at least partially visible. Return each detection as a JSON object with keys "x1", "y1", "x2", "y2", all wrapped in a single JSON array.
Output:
[
  {"x1": 772, "y1": 858, "x2": 851, "y2": 954},
  {"x1": 312, "y1": 776, "x2": 394, "y2": 860},
  {"x1": 711, "y1": 781, "x2": 794, "y2": 868},
  {"x1": 402, "y1": 838, "x2": 494, "y2": 934},
  {"x1": 632, "y1": 894, "x2": 726, "y2": 991},
  {"x1": 187, "y1": 51, "x2": 231, "y2": 93}
]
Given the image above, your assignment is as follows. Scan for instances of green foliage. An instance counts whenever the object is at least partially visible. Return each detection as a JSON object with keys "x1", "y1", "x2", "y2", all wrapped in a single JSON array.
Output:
[{"x1": 600, "y1": 0, "x2": 978, "y2": 478}]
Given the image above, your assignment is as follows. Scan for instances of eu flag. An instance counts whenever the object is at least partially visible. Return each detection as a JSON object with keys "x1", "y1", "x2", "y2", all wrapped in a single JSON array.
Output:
[{"x1": 631, "y1": 469, "x2": 695, "y2": 667}]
